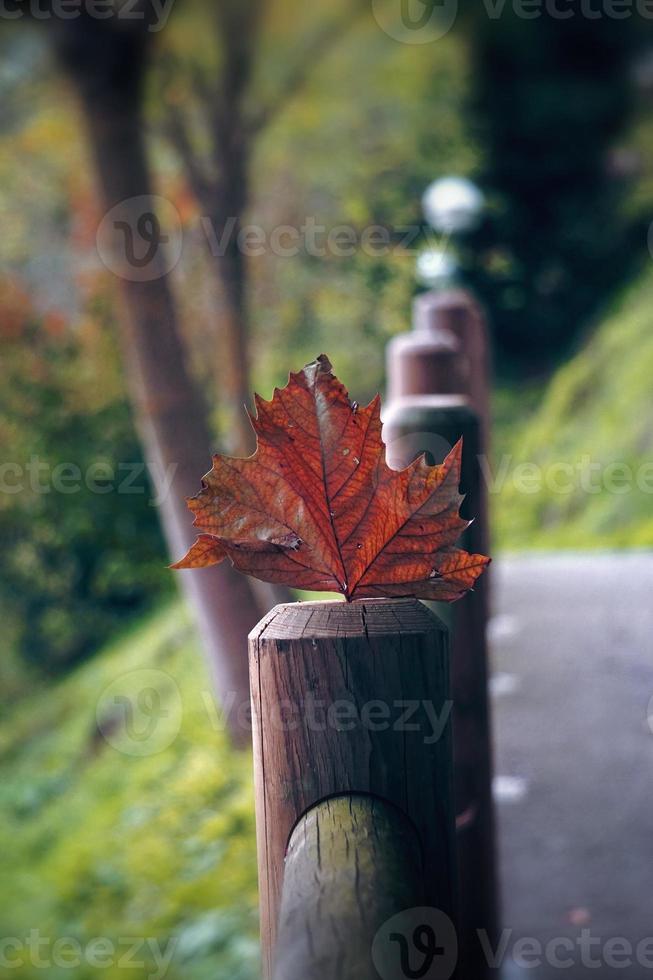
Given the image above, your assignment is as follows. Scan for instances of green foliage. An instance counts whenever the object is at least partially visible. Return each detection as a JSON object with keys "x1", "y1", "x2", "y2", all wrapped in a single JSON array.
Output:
[
  {"x1": 0, "y1": 316, "x2": 171, "y2": 674},
  {"x1": 463, "y1": 8, "x2": 652, "y2": 364},
  {"x1": 152, "y1": 10, "x2": 475, "y2": 406},
  {"x1": 493, "y1": 269, "x2": 653, "y2": 549},
  {"x1": 248, "y1": 22, "x2": 474, "y2": 402},
  {"x1": 0, "y1": 604, "x2": 259, "y2": 980},
  {"x1": 1, "y1": 14, "x2": 476, "y2": 678},
  {"x1": 0, "y1": 59, "x2": 173, "y2": 678}
]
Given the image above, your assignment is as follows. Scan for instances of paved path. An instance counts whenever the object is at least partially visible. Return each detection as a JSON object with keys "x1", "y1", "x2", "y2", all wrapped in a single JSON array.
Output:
[{"x1": 490, "y1": 553, "x2": 653, "y2": 979}]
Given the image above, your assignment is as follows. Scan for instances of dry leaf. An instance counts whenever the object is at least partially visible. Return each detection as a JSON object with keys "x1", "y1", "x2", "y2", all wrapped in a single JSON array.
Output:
[{"x1": 173, "y1": 355, "x2": 489, "y2": 601}]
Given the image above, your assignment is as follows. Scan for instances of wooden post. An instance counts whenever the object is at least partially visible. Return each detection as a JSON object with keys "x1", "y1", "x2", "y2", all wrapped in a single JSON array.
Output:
[
  {"x1": 273, "y1": 795, "x2": 425, "y2": 980},
  {"x1": 249, "y1": 599, "x2": 457, "y2": 979},
  {"x1": 412, "y1": 288, "x2": 492, "y2": 459},
  {"x1": 389, "y1": 287, "x2": 492, "y2": 558},
  {"x1": 384, "y1": 301, "x2": 497, "y2": 979}
]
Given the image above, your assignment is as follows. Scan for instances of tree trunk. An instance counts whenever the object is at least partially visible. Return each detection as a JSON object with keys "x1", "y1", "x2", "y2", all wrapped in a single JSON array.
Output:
[
  {"x1": 211, "y1": 209, "x2": 255, "y2": 457},
  {"x1": 53, "y1": 21, "x2": 260, "y2": 744},
  {"x1": 206, "y1": 155, "x2": 294, "y2": 608}
]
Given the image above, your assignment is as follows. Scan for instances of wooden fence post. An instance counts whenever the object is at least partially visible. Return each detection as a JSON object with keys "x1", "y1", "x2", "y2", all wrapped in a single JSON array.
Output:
[
  {"x1": 383, "y1": 300, "x2": 497, "y2": 979},
  {"x1": 249, "y1": 599, "x2": 457, "y2": 980},
  {"x1": 412, "y1": 288, "x2": 492, "y2": 458},
  {"x1": 390, "y1": 288, "x2": 492, "y2": 559}
]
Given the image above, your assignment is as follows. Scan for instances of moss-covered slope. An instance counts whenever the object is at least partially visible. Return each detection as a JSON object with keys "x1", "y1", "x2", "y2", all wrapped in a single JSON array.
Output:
[
  {"x1": 0, "y1": 604, "x2": 259, "y2": 980},
  {"x1": 494, "y1": 271, "x2": 653, "y2": 550}
]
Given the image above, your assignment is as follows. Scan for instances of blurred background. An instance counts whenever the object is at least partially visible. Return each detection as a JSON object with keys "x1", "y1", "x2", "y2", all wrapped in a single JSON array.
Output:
[{"x1": 1, "y1": 1, "x2": 653, "y2": 977}]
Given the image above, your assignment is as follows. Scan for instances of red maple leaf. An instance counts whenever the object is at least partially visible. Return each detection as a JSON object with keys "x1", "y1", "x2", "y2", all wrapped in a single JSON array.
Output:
[{"x1": 173, "y1": 355, "x2": 489, "y2": 601}]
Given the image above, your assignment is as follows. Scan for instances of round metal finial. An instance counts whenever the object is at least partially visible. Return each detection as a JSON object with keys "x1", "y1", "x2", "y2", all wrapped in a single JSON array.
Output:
[
  {"x1": 415, "y1": 247, "x2": 457, "y2": 289},
  {"x1": 422, "y1": 177, "x2": 485, "y2": 235}
]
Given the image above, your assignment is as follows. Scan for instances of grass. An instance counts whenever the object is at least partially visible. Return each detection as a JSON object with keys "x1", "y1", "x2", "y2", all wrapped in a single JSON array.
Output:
[
  {"x1": 0, "y1": 603, "x2": 259, "y2": 980},
  {"x1": 492, "y1": 269, "x2": 653, "y2": 551}
]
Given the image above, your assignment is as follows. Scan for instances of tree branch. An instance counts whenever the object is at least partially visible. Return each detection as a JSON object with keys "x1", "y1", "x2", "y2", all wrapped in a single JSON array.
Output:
[
  {"x1": 209, "y1": 0, "x2": 266, "y2": 156},
  {"x1": 163, "y1": 97, "x2": 217, "y2": 212},
  {"x1": 247, "y1": 0, "x2": 368, "y2": 137}
]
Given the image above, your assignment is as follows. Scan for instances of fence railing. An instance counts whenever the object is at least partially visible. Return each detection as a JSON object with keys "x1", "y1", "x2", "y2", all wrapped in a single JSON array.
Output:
[
  {"x1": 273, "y1": 794, "x2": 426, "y2": 980},
  {"x1": 384, "y1": 284, "x2": 498, "y2": 978},
  {"x1": 249, "y1": 598, "x2": 457, "y2": 979},
  {"x1": 247, "y1": 284, "x2": 496, "y2": 977}
]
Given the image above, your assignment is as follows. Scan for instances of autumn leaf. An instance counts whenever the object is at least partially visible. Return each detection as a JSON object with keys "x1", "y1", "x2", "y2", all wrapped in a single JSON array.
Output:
[{"x1": 172, "y1": 355, "x2": 489, "y2": 601}]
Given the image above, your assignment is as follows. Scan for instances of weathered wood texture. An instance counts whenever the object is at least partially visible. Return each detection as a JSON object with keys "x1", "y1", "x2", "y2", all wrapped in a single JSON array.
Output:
[
  {"x1": 383, "y1": 400, "x2": 497, "y2": 979},
  {"x1": 249, "y1": 598, "x2": 456, "y2": 979},
  {"x1": 273, "y1": 794, "x2": 425, "y2": 980}
]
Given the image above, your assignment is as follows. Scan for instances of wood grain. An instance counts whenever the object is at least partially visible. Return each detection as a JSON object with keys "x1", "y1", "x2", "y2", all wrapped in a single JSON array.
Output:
[
  {"x1": 272, "y1": 794, "x2": 424, "y2": 980},
  {"x1": 249, "y1": 598, "x2": 456, "y2": 978}
]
